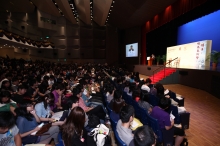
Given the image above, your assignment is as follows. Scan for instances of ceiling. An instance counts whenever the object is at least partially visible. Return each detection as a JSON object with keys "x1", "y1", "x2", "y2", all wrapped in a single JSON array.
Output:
[{"x1": 0, "y1": 0, "x2": 179, "y2": 29}]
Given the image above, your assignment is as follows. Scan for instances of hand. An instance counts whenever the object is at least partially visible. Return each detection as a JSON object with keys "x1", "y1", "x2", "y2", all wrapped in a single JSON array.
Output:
[
  {"x1": 36, "y1": 88, "x2": 39, "y2": 92},
  {"x1": 50, "y1": 111, "x2": 54, "y2": 116},
  {"x1": 49, "y1": 118, "x2": 56, "y2": 123},
  {"x1": 57, "y1": 106, "x2": 63, "y2": 110},
  {"x1": 165, "y1": 95, "x2": 170, "y2": 98},
  {"x1": 30, "y1": 110, "x2": 36, "y2": 115},
  {"x1": 34, "y1": 126, "x2": 41, "y2": 131}
]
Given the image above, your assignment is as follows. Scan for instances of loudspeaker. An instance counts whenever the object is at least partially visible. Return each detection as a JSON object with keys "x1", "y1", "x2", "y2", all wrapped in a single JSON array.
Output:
[
  {"x1": 179, "y1": 71, "x2": 188, "y2": 75},
  {"x1": 68, "y1": 53, "x2": 71, "y2": 56},
  {"x1": 21, "y1": 26, "x2": 25, "y2": 30},
  {"x1": 5, "y1": 21, "x2": 8, "y2": 25},
  {"x1": 147, "y1": 67, "x2": 151, "y2": 70},
  {"x1": 53, "y1": 53, "x2": 57, "y2": 56},
  {"x1": 38, "y1": 50, "x2": 42, "y2": 53}
]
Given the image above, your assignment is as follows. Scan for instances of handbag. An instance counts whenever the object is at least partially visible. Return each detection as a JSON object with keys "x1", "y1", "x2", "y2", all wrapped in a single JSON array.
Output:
[
  {"x1": 91, "y1": 124, "x2": 109, "y2": 146},
  {"x1": 35, "y1": 123, "x2": 52, "y2": 136}
]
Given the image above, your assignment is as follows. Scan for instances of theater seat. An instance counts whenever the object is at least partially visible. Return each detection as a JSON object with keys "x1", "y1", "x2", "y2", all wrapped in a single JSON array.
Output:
[
  {"x1": 114, "y1": 129, "x2": 126, "y2": 146},
  {"x1": 147, "y1": 114, "x2": 174, "y2": 145},
  {"x1": 56, "y1": 132, "x2": 64, "y2": 146}
]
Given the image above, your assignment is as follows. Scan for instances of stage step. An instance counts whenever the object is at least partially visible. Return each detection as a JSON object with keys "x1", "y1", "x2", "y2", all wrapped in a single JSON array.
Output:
[{"x1": 150, "y1": 68, "x2": 176, "y2": 84}]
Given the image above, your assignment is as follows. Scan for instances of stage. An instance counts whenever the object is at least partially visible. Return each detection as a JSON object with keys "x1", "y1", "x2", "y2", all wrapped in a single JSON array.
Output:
[{"x1": 134, "y1": 64, "x2": 220, "y2": 99}]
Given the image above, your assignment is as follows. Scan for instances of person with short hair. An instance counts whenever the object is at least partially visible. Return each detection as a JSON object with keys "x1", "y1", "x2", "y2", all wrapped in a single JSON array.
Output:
[
  {"x1": 116, "y1": 105, "x2": 135, "y2": 146},
  {"x1": 0, "y1": 111, "x2": 22, "y2": 146},
  {"x1": 11, "y1": 85, "x2": 28, "y2": 104},
  {"x1": 0, "y1": 91, "x2": 17, "y2": 115},
  {"x1": 132, "y1": 125, "x2": 156, "y2": 146},
  {"x1": 150, "y1": 97, "x2": 185, "y2": 146}
]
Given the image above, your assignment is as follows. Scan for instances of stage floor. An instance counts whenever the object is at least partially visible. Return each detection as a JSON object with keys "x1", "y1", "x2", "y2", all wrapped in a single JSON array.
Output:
[{"x1": 134, "y1": 64, "x2": 220, "y2": 76}]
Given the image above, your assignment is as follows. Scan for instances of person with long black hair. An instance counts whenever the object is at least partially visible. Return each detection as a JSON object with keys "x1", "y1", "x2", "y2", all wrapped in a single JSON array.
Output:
[
  {"x1": 15, "y1": 100, "x2": 59, "y2": 145},
  {"x1": 34, "y1": 93, "x2": 55, "y2": 122},
  {"x1": 61, "y1": 106, "x2": 96, "y2": 146}
]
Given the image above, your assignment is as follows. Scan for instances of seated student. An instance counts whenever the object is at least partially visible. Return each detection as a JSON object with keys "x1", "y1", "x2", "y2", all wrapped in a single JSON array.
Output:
[
  {"x1": 110, "y1": 89, "x2": 125, "y2": 114},
  {"x1": 0, "y1": 80, "x2": 13, "y2": 93},
  {"x1": 106, "y1": 85, "x2": 114, "y2": 103},
  {"x1": 35, "y1": 93, "x2": 55, "y2": 123},
  {"x1": 150, "y1": 97, "x2": 185, "y2": 146},
  {"x1": 116, "y1": 105, "x2": 135, "y2": 146},
  {"x1": 132, "y1": 125, "x2": 156, "y2": 146},
  {"x1": 73, "y1": 88, "x2": 106, "y2": 120},
  {"x1": 51, "y1": 83, "x2": 65, "y2": 111},
  {"x1": 141, "y1": 80, "x2": 150, "y2": 93},
  {"x1": 26, "y1": 79, "x2": 39, "y2": 100},
  {"x1": 15, "y1": 100, "x2": 59, "y2": 145},
  {"x1": 59, "y1": 96, "x2": 88, "y2": 127},
  {"x1": 11, "y1": 85, "x2": 28, "y2": 104},
  {"x1": 137, "y1": 91, "x2": 152, "y2": 114},
  {"x1": 61, "y1": 107, "x2": 96, "y2": 146},
  {"x1": 11, "y1": 77, "x2": 19, "y2": 93},
  {"x1": 0, "y1": 111, "x2": 22, "y2": 146},
  {"x1": 0, "y1": 91, "x2": 17, "y2": 115}
]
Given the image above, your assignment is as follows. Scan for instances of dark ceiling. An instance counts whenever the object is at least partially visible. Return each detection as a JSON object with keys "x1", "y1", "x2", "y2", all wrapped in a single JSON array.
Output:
[{"x1": 0, "y1": 0, "x2": 179, "y2": 29}]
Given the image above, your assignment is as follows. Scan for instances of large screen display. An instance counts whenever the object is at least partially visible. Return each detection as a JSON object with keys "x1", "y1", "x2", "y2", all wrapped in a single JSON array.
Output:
[
  {"x1": 126, "y1": 43, "x2": 138, "y2": 57},
  {"x1": 166, "y1": 40, "x2": 212, "y2": 69}
]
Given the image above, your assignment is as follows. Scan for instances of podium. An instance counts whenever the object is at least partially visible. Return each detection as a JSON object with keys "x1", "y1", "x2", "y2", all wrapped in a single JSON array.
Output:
[{"x1": 147, "y1": 57, "x2": 153, "y2": 66}]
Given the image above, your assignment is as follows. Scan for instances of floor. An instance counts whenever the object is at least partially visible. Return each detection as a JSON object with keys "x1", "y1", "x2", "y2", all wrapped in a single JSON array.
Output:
[{"x1": 139, "y1": 74, "x2": 220, "y2": 146}]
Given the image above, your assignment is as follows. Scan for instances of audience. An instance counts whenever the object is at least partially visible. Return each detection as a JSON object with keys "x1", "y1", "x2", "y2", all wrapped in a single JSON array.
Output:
[
  {"x1": 15, "y1": 100, "x2": 59, "y2": 145},
  {"x1": 132, "y1": 125, "x2": 156, "y2": 146},
  {"x1": 116, "y1": 105, "x2": 135, "y2": 146},
  {"x1": 0, "y1": 111, "x2": 22, "y2": 146},
  {"x1": 0, "y1": 57, "x2": 188, "y2": 145},
  {"x1": 61, "y1": 106, "x2": 96, "y2": 146},
  {"x1": 150, "y1": 97, "x2": 185, "y2": 146}
]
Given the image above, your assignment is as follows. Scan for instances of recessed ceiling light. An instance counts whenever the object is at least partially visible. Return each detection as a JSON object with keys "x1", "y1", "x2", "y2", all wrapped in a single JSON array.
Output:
[
  {"x1": 109, "y1": 13, "x2": 110, "y2": 14},
  {"x1": 111, "y1": 6, "x2": 113, "y2": 7},
  {"x1": 110, "y1": 10, "x2": 112, "y2": 11},
  {"x1": 55, "y1": 3, "x2": 57, "y2": 4},
  {"x1": 90, "y1": 2, "x2": 92, "y2": 4}
]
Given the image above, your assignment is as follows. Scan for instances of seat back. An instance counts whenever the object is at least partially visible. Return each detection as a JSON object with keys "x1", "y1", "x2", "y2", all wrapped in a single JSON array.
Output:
[
  {"x1": 180, "y1": 112, "x2": 190, "y2": 129},
  {"x1": 106, "y1": 103, "x2": 112, "y2": 115},
  {"x1": 139, "y1": 107, "x2": 149, "y2": 125},
  {"x1": 109, "y1": 112, "x2": 118, "y2": 131},
  {"x1": 148, "y1": 94, "x2": 159, "y2": 107},
  {"x1": 147, "y1": 114, "x2": 174, "y2": 145},
  {"x1": 56, "y1": 132, "x2": 64, "y2": 146},
  {"x1": 114, "y1": 129, "x2": 127, "y2": 146},
  {"x1": 147, "y1": 114, "x2": 163, "y2": 142},
  {"x1": 131, "y1": 100, "x2": 142, "y2": 120}
]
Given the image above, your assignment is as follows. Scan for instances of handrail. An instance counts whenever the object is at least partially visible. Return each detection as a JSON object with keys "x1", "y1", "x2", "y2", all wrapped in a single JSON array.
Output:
[{"x1": 152, "y1": 57, "x2": 178, "y2": 83}]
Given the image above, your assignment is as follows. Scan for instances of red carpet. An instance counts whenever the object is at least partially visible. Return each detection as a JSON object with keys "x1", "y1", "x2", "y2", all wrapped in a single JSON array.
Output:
[{"x1": 149, "y1": 68, "x2": 176, "y2": 84}]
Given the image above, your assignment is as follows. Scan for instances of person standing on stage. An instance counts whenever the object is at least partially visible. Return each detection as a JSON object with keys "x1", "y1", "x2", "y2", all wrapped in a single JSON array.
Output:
[{"x1": 151, "y1": 54, "x2": 155, "y2": 65}]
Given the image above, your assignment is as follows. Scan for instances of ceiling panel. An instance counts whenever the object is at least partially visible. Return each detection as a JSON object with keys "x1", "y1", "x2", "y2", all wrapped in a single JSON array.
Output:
[
  {"x1": 55, "y1": 0, "x2": 77, "y2": 24},
  {"x1": 31, "y1": 0, "x2": 61, "y2": 17},
  {"x1": 93, "y1": 0, "x2": 112, "y2": 26},
  {"x1": 0, "y1": 0, "x2": 180, "y2": 29},
  {"x1": 74, "y1": 0, "x2": 91, "y2": 25},
  {"x1": 0, "y1": 0, "x2": 35, "y2": 13}
]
